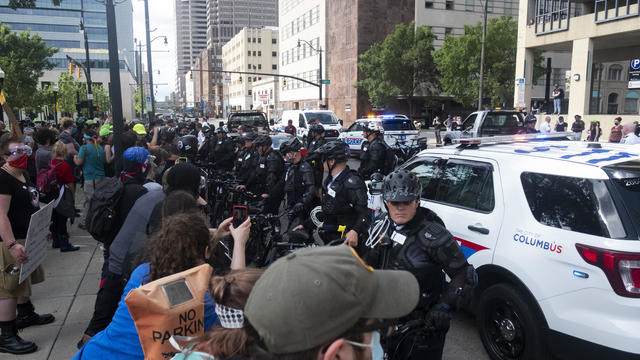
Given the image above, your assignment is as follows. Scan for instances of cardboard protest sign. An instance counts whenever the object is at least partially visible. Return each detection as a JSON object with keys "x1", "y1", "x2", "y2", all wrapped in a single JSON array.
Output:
[{"x1": 19, "y1": 200, "x2": 54, "y2": 284}]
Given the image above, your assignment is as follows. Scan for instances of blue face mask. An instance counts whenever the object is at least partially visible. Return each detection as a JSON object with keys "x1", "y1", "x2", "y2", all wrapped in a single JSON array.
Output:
[
  {"x1": 71, "y1": 127, "x2": 78, "y2": 135},
  {"x1": 24, "y1": 136, "x2": 32, "y2": 144},
  {"x1": 345, "y1": 331, "x2": 383, "y2": 360}
]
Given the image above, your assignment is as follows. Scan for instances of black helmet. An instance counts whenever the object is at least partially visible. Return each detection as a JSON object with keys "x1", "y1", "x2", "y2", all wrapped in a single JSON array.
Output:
[
  {"x1": 309, "y1": 124, "x2": 325, "y2": 134},
  {"x1": 177, "y1": 135, "x2": 198, "y2": 159},
  {"x1": 216, "y1": 126, "x2": 227, "y2": 134},
  {"x1": 244, "y1": 132, "x2": 258, "y2": 141},
  {"x1": 317, "y1": 140, "x2": 350, "y2": 162},
  {"x1": 202, "y1": 124, "x2": 212, "y2": 134},
  {"x1": 253, "y1": 135, "x2": 272, "y2": 147},
  {"x1": 382, "y1": 169, "x2": 421, "y2": 202},
  {"x1": 280, "y1": 137, "x2": 302, "y2": 154}
]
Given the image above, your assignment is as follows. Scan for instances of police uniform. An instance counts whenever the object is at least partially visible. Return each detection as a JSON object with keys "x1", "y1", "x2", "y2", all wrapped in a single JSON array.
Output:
[
  {"x1": 284, "y1": 158, "x2": 316, "y2": 229},
  {"x1": 212, "y1": 136, "x2": 234, "y2": 171},
  {"x1": 237, "y1": 146, "x2": 259, "y2": 185},
  {"x1": 306, "y1": 136, "x2": 326, "y2": 190},
  {"x1": 249, "y1": 149, "x2": 285, "y2": 214},
  {"x1": 359, "y1": 136, "x2": 388, "y2": 179}
]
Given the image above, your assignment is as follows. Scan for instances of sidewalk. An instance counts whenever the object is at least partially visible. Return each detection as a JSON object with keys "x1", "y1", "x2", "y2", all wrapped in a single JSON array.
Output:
[{"x1": 0, "y1": 222, "x2": 103, "y2": 360}]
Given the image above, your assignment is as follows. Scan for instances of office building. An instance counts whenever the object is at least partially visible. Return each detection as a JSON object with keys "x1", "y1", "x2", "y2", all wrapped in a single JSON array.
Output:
[
  {"x1": 327, "y1": 0, "x2": 414, "y2": 125},
  {"x1": 175, "y1": 0, "x2": 207, "y2": 106},
  {"x1": 222, "y1": 27, "x2": 279, "y2": 111},
  {"x1": 514, "y1": 0, "x2": 640, "y2": 140},
  {"x1": 278, "y1": 0, "x2": 327, "y2": 111},
  {"x1": 0, "y1": 0, "x2": 137, "y2": 120}
]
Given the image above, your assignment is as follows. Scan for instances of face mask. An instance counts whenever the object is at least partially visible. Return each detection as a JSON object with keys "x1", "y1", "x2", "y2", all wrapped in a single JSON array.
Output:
[
  {"x1": 24, "y1": 136, "x2": 32, "y2": 144},
  {"x1": 345, "y1": 331, "x2": 383, "y2": 360},
  {"x1": 9, "y1": 154, "x2": 28, "y2": 169},
  {"x1": 72, "y1": 127, "x2": 78, "y2": 135}
]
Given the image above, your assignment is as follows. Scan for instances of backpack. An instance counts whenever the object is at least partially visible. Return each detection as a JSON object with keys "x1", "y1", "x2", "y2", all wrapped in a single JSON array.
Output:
[
  {"x1": 85, "y1": 177, "x2": 124, "y2": 245},
  {"x1": 383, "y1": 143, "x2": 397, "y2": 175},
  {"x1": 36, "y1": 161, "x2": 63, "y2": 203}
]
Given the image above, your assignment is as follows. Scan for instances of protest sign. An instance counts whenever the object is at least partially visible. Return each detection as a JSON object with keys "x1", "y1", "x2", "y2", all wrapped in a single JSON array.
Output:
[{"x1": 19, "y1": 201, "x2": 54, "y2": 284}]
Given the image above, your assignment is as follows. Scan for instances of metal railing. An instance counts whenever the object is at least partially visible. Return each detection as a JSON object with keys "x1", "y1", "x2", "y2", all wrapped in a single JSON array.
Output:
[
  {"x1": 534, "y1": 0, "x2": 571, "y2": 34},
  {"x1": 594, "y1": 0, "x2": 640, "y2": 23}
]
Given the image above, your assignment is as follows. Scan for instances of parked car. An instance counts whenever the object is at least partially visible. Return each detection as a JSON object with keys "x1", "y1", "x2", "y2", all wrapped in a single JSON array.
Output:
[
  {"x1": 443, "y1": 110, "x2": 526, "y2": 145},
  {"x1": 272, "y1": 110, "x2": 342, "y2": 140}
]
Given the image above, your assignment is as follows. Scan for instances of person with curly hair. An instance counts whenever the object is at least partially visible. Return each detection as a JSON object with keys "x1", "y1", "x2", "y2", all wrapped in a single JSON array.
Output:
[
  {"x1": 171, "y1": 268, "x2": 264, "y2": 360},
  {"x1": 74, "y1": 212, "x2": 251, "y2": 360}
]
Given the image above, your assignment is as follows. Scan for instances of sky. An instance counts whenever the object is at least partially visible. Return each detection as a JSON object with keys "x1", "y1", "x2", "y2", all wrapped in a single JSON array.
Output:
[{"x1": 132, "y1": 0, "x2": 176, "y2": 101}]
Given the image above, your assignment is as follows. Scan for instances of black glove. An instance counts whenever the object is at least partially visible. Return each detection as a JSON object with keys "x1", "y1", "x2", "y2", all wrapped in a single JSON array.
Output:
[
  {"x1": 292, "y1": 202, "x2": 304, "y2": 214},
  {"x1": 425, "y1": 303, "x2": 451, "y2": 331}
]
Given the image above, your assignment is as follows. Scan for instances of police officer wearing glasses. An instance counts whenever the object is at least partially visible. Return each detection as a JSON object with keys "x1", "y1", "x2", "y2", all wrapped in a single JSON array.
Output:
[
  {"x1": 364, "y1": 169, "x2": 477, "y2": 360},
  {"x1": 315, "y1": 141, "x2": 370, "y2": 251}
]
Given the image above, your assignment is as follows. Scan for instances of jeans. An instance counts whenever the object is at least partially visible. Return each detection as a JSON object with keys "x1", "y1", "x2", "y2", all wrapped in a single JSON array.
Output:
[
  {"x1": 434, "y1": 128, "x2": 442, "y2": 145},
  {"x1": 573, "y1": 132, "x2": 582, "y2": 141},
  {"x1": 554, "y1": 98, "x2": 562, "y2": 114}
]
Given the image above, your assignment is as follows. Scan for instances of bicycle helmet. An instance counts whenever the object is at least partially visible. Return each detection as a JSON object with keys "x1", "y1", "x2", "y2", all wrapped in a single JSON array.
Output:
[
  {"x1": 253, "y1": 135, "x2": 272, "y2": 147},
  {"x1": 177, "y1": 135, "x2": 198, "y2": 159},
  {"x1": 244, "y1": 132, "x2": 258, "y2": 142},
  {"x1": 382, "y1": 169, "x2": 421, "y2": 202},
  {"x1": 317, "y1": 140, "x2": 350, "y2": 162},
  {"x1": 280, "y1": 137, "x2": 303, "y2": 154},
  {"x1": 309, "y1": 124, "x2": 325, "y2": 134},
  {"x1": 364, "y1": 121, "x2": 383, "y2": 134}
]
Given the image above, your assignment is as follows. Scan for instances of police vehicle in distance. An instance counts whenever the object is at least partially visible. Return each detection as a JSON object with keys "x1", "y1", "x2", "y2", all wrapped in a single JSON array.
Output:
[
  {"x1": 442, "y1": 109, "x2": 525, "y2": 145},
  {"x1": 339, "y1": 114, "x2": 420, "y2": 156},
  {"x1": 272, "y1": 110, "x2": 342, "y2": 140},
  {"x1": 373, "y1": 134, "x2": 640, "y2": 359}
]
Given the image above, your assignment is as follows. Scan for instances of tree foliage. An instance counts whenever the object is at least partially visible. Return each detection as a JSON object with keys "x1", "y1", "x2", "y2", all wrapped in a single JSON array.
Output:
[
  {"x1": 433, "y1": 16, "x2": 544, "y2": 107},
  {"x1": 0, "y1": 24, "x2": 58, "y2": 109},
  {"x1": 57, "y1": 72, "x2": 110, "y2": 117},
  {"x1": 355, "y1": 21, "x2": 438, "y2": 109},
  {"x1": 132, "y1": 85, "x2": 143, "y2": 116}
]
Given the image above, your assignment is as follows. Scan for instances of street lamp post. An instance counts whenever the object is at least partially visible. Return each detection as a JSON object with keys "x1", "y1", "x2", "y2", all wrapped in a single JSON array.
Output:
[
  {"x1": 135, "y1": 39, "x2": 145, "y2": 119},
  {"x1": 53, "y1": 84, "x2": 59, "y2": 125},
  {"x1": 106, "y1": 0, "x2": 124, "y2": 173},
  {"x1": 297, "y1": 39, "x2": 323, "y2": 109},
  {"x1": 80, "y1": 21, "x2": 94, "y2": 119},
  {"x1": 144, "y1": 0, "x2": 155, "y2": 122}
]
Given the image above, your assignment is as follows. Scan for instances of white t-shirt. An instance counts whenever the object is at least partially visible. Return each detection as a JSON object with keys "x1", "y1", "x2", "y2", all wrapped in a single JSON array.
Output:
[
  {"x1": 540, "y1": 121, "x2": 551, "y2": 134},
  {"x1": 620, "y1": 133, "x2": 640, "y2": 145}
]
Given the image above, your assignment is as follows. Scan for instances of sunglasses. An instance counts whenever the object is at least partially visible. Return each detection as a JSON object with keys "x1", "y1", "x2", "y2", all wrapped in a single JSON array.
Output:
[{"x1": 6, "y1": 145, "x2": 32, "y2": 157}]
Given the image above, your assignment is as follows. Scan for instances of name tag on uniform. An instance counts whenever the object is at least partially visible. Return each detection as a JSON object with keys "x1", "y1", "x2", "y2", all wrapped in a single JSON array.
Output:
[
  {"x1": 363, "y1": 147, "x2": 368, "y2": 152},
  {"x1": 245, "y1": 154, "x2": 251, "y2": 160},
  {"x1": 259, "y1": 164, "x2": 265, "y2": 169},
  {"x1": 327, "y1": 187, "x2": 336, "y2": 197},
  {"x1": 218, "y1": 141, "x2": 222, "y2": 144},
  {"x1": 391, "y1": 231, "x2": 406, "y2": 245},
  {"x1": 238, "y1": 158, "x2": 243, "y2": 162}
]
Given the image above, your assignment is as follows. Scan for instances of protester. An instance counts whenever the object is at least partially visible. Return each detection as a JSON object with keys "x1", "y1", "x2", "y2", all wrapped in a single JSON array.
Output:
[
  {"x1": 554, "y1": 116, "x2": 568, "y2": 132},
  {"x1": 0, "y1": 135, "x2": 54, "y2": 355},
  {"x1": 609, "y1": 117, "x2": 623, "y2": 143},
  {"x1": 244, "y1": 245, "x2": 419, "y2": 359},
  {"x1": 284, "y1": 119, "x2": 296, "y2": 136},
  {"x1": 50, "y1": 141, "x2": 79, "y2": 252},
  {"x1": 587, "y1": 120, "x2": 601, "y2": 142},
  {"x1": 171, "y1": 268, "x2": 264, "y2": 360},
  {"x1": 75, "y1": 211, "x2": 251, "y2": 360},
  {"x1": 571, "y1": 115, "x2": 585, "y2": 141},
  {"x1": 34, "y1": 128, "x2": 57, "y2": 174},
  {"x1": 74, "y1": 129, "x2": 105, "y2": 229},
  {"x1": 59, "y1": 118, "x2": 80, "y2": 157}
]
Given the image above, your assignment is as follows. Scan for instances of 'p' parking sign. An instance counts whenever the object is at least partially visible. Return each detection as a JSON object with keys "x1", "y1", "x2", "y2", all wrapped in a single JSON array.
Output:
[{"x1": 631, "y1": 59, "x2": 640, "y2": 70}]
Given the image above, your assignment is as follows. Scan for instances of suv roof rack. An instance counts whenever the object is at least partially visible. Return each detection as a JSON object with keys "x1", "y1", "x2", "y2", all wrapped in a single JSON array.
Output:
[{"x1": 453, "y1": 132, "x2": 574, "y2": 148}]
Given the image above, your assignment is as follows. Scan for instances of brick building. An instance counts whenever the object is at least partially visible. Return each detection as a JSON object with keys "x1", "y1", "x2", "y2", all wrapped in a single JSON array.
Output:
[{"x1": 326, "y1": 0, "x2": 414, "y2": 125}]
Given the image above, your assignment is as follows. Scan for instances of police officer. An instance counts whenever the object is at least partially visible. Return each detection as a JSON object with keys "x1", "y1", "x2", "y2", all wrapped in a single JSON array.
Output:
[
  {"x1": 211, "y1": 128, "x2": 235, "y2": 172},
  {"x1": 281, "y1": 137, "x2": 316, "y2": 231},
  {"x1": 177, "y1": 134, "x2": 199, "y2": 163},
  {"x1": 306, "y1": 124, "x2": 327, "y2": 194},
  {"x1": 197, "y1": 125, "x2": 214, "y2": 164},
  {"x1": 365, "y1": 169, "x2": 477, "y2": 360},
  {"x1": 235, "y1": 133, "x2": 259, "y2": 188},
  {"x1": 315, "y1": 141, "x2": 370, "y2": 250},
  {"x1": 359, "y1": 121, "x2": 389, "y2": 179},
  {"x1": 248, "y1": 135, "x2": 285, "y2": 214}
]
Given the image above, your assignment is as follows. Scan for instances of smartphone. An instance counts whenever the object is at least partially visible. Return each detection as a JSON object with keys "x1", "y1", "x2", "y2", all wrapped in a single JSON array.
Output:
[{"x1": 232, "y1": 205, "x2": 248, "y2": 228}]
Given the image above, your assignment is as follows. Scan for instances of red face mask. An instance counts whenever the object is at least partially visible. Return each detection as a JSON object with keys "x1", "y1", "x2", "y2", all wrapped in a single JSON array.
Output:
[{"x1": 8, "y1": 154, "x2": 28, "y2": 169}]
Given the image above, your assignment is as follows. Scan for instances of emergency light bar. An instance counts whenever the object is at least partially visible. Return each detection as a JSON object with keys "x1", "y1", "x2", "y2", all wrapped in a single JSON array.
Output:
[{"x1": 453, "y1": 132, "x2": 575, "y2": 145}]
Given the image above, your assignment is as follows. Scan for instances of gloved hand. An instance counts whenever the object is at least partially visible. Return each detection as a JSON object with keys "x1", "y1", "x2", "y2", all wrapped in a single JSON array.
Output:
[
  {"x1": 292, "y1": 202, "x2": 304, "y2": 214},
  {"x1": 425, "y1": 303, "x2": 451, "y2": 331}
]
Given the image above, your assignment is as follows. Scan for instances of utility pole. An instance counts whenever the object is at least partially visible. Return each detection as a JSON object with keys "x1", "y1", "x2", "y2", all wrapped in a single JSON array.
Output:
[
  {"x1": 80, "y1": 20, "x2": 94, "y2": 119},
  {"x1": 106, "y1": 0, "x2": 123, "y2": 173},
  {"x1": 136, "y1": 40, "x2": 145, "y2": 119},
  {"x1": 144, "y1": 0, "x2": 155, "y2": 122},
  {"x1": 478, "y1": 0, "x2": 488, "y2": 110}
]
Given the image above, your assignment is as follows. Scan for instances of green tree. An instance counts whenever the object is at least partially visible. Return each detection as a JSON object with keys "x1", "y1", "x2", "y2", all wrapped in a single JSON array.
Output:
[
  {"x1": 0, "y1": 24, "x2": 58, "y2": 109},
  {"x1": 434, "y1": 16, "x2": 544, "y2": 107},
  {"x1": 57, "y1": 72, "x2": 81, "y2": 116},
  {"x1": 132, "y1": 85, "x2": 143, "y2": 116},
  {"x1": 355, "y1": 22, "x2": 438, "y2": 114},
  {"x1": 91, "y1": 84, "x2": 111, "y2": 114}
]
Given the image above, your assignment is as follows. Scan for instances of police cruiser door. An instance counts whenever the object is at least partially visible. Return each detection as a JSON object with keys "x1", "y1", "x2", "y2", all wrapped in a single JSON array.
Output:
[{"x1": 405, "y1": 156, "x2": 503, "y2": 265}]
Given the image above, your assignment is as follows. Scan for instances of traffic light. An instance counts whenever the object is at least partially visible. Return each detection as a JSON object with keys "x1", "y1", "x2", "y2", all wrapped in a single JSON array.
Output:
[
  {"x1": 68, "y1": 62, "x2": 74, "y2": 75},
  {"x1": 189, "y1": 72, "x2": 193, "y2": 80},
  {"x1": 77, "y1": 67, "x2": 82, "y2": 78},
  {"x1": 238, "y1": 76, "x2": 242, "y2": 83},
  {"x1": 282, "y1": 78, "x2": 286, "y2": 87}
]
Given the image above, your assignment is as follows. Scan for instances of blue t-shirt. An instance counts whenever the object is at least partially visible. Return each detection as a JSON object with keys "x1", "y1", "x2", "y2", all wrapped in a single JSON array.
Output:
[
  {"x1": 74, "y1": 263, "x2": 218, "y2": 360},
  {"x1": 78, "y1": 143, "x2": 105, "y2": 181}
]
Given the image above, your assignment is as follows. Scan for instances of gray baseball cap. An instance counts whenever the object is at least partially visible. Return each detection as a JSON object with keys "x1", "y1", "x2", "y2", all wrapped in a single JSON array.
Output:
[{"x1": 244, "y1": 245, "x2": 419, "y2": 354}]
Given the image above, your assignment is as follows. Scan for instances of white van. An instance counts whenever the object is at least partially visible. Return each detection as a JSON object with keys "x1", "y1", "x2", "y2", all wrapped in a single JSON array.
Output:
[{"x1": 273, "y1": 110, "x2": 342, "y2": 140}]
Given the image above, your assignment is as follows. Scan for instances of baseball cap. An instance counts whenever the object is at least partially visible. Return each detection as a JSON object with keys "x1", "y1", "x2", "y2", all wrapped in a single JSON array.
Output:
[
  {"x1": 244, "y1": 245, "x2": 419, "y2": 354},
  {"x1": 99, "y1": 124, "x2": 113, "y2": 137},
  {"x1": 133, "y1": 123, "x2": 147, "y2": 135}
]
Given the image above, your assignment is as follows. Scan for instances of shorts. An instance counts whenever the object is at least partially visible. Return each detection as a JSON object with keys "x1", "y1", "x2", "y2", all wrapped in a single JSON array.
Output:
[{"x1": 0, "y1": 239, "x2": 45, "y2": 299}]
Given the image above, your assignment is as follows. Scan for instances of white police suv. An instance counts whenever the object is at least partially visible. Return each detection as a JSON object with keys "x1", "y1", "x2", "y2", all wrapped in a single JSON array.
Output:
[
  {"x1": 339, "y1": 114, "x2": 419, "y2": 155},
  {"x1": 390, "y1": 134, "x2": 640, "y2": 359}
]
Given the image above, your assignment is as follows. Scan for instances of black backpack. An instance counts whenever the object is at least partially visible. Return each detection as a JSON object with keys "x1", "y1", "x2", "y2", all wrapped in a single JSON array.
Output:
[
  {"x1": 85, "y1": 177, "x2": 124, "y2": 245},
  {"x1": 383, "y1": 143, "x2": 397, "y2": 175}
]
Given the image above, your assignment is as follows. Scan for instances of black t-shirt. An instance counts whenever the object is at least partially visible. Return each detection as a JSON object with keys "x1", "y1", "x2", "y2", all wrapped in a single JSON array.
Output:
[
  {"x1": 555, "y1": 122, "x2": 568, "y2": 132},
  {"x1": 0, "y1": 169, "x2": 39, "y2": 240}
]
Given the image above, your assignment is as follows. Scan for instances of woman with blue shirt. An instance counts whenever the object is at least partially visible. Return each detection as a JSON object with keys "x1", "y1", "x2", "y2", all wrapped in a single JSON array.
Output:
[{"x1": 73, "y1": 129, "x2": 105, "y2": 229}]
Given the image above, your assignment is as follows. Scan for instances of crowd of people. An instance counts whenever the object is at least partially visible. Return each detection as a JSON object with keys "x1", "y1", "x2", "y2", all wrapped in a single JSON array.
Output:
[{"x1": 0, "y1": 113, "x2": 476, "y2": 360}]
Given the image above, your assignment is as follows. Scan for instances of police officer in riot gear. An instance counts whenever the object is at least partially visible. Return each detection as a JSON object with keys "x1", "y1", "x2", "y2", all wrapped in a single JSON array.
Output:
[
  {"x1": 365, "y1": 169, "x2": 477, "y2": 360},
  {"x1": 197, "y1": 125, "x2": 214, "y2": 164},
  {"x1": 359, "y1": 121, "x2": 389, "y2": 179},
  {"x1": 281, "y1": 137, "x2": 316, "y2": 231},
  {"x1": 177, "y1": 134, "x2": 199, "y2": 163},
  {"x1": 315, "y1": 141, "x2": 370, "y2": 250},
  {"x1": 306, "y1": 124, "x2": 327, "y2": 194},
  {"x1": 235, "y1": 133, "x2": 259, "y2": 188},
  {"x1": 248, "y1": 135, "x2": 285, "y2": 214},
  {"x1": 212, "y1": 128, "x2": 234, "y2": 171}
]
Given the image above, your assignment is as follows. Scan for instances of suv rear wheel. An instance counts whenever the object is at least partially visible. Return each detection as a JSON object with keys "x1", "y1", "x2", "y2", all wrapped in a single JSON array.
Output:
[{"x1": 477, "y1": 283, "x2": 547, "y2": 360}]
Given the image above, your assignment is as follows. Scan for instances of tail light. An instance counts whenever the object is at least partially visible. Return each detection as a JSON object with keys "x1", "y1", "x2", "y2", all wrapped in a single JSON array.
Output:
[{"x1": 575, "y1": 243, "x2": 640, "y2": 298}]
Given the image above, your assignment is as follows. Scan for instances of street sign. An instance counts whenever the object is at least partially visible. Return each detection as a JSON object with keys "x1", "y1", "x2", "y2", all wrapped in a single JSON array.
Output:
[
  {"x1": 345, "y1": 104, "x2": 351, "y2": 112},
  {"x1": 87, "y1": 94, "x2": 93, "y2": 100},
  {"x1": 515, "y1": 78, "x2": 526, "y2": 108},
  {"x1": 629, "y1": 81, "x2": 640, "y2": 89},
  {"x1": 224, "y1": 76, "x2": 231, "y2": 84},
  {"x1": 146, "y1": 96, "x2": 151, "y2": 103},
  {"x1": 321, "y1": 79, "x2": 330, "y2": 85},
  {"x1": 629, "y1": 59, "x2": 640, "y2": 89}
]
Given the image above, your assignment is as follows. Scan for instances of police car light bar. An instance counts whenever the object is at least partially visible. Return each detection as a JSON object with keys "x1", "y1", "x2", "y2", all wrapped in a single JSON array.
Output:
[{"x1": 453, "y1": 132, "x2": 575, "y2": 145}]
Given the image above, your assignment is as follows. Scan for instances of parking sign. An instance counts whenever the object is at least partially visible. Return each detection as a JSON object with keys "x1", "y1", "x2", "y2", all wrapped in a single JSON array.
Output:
[{"x1": 629, "y1": 59, "x2": 640, "y2": 88}]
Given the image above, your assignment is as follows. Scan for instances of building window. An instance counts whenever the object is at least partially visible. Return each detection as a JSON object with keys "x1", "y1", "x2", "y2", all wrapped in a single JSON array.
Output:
[
  {"x1": 624, "y1": 91, "x2": 639, "y2": 114},
  {"x1": 258, "y1": 51, "x2": 262, "y2": 56},
  {"x1": 248, "y1": 37, "x2": 251, "y2": 43},
  {"x1": 425, "y1": 0, "x2": 433, "y2": 8},
  {"x1": 446, "y1": 0, "x2": 454, "y2": 10},
  {"x1": 607, "y1": 93, "x2": 619, "y2": 114},
  {"x1": 253, "y1": 51, "x2": 256, "y2": 56},
  {"x1": 249, "y1": 90, "x2": 252, "y2": 95},
  {"x1": 248, "y1": 64, "x2": 252, "y2": 70},
  {"x1": 258, "y1": 38, "x2": 261, "y2": 43},
  {"x1": 253, "y1": 77, "x2": 257, "y2": 82},
  {"x1": 272, "y1": 51, "x2": 277, "y2": 57},
  {"x1": 272, "y1": 38, "x2": 277, "y2": 44},
  {"x1": 252, "y1": 37, "x2": 256, "y2": 43},
  {"x1": 248, "y1": 51, "x2": 251, "y2": 56},
  {"x1": 272, "y1": 64, "x2": 277, "y2": 70},
  {"x1": 608, "y1": 65, "x2": 623, "y2": 81},
  {"x1": 258, "y1": 64, "x2": 262, "y2": 69},
  {"x1": 465, "y1": 0, "x2": 474, "y2": 11},
  {"x1": 487, "y1": 0, "x2": 493, "y2": 12},
  {"x1": 445, "y1": 27, "x2": 453, "y2": 36}
]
